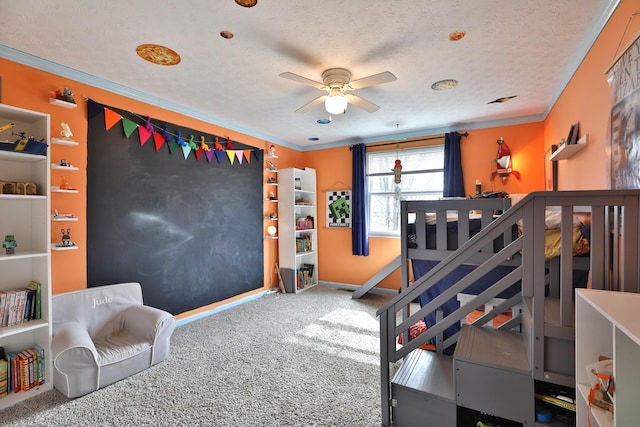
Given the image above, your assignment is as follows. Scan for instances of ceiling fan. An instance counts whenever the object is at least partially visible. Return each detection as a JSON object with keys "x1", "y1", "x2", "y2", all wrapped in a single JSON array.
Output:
[{"x1": 279, "y1": 68, "x2": 396, "y2": 115}]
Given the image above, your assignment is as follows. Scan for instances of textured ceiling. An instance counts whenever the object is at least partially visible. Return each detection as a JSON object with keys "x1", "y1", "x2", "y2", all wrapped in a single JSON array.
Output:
[{"x1": 0, "y1": 0, "x2": 619, "y2": 150}]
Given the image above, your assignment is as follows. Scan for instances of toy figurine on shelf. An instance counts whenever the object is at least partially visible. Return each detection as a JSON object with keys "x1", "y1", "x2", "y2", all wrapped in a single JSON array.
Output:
[
  {"x1": 267, "y1": 144, "x2": 276, "y2": 157},
  {"x1": 60, "y1": 122, "x2": 73, "y2": 140},
  {"x1": 60, "y1": 176, "x2": 69, "y2": 190},
  {"x1": 57, "y1": 228, "x2": 76, "y2": 247},
  {"x1": 3, "y1": 235, "x2": 17, "y2": 255},
  {"x1": 55, "y1": 87, "x2": 76, "y2": 104},
  {"x1": 267, "y1": 160, "x2": 277, "y2": 171}
]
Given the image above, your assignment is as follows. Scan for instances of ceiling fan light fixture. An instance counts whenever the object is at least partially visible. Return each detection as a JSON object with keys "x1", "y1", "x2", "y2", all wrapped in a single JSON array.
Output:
[{"x1": 325, "y1": 92, "x2": 348, "y2": 115}]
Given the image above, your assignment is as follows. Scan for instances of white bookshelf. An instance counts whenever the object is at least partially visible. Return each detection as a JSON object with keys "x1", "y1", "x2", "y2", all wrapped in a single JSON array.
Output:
[
  {"x1": 575, "y1": 289, "x2": 640, "y2": 426},
  {"x1": 0, "y1": 103, "x2": 53, "y2": 408},
  {"x1": 277, "y1": 168, "x2": 318, "y2": 293}
]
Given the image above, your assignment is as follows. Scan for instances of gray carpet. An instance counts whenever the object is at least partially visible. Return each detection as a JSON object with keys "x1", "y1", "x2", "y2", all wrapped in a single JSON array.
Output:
[{"x1": 2, "y1": 285, "x2": 398, "y2": 426}]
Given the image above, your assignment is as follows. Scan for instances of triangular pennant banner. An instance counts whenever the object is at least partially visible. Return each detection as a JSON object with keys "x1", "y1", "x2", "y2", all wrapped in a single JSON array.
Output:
[
  {"x1": 138, "y1": 125, "x2": 152, "y2": 146},
  {"x1": 253, "y1": 149, "x2": 261, "y2": 161},
  {"x1": 243, "y1": 150, "x2": 252, "y2": 164},
  {"x1": 215, "y1": 150, "x2": 224, "y2": 164},
  {"x1": 195, "y1": 147, "x2": 204, "y2": 161},
  {"x1": 168, "y1": 140, "x2": 179, "y2": 154},
  {"x1": 181, "y1": 145, "x2": 191, "y2": 160},
  {"x1": 226, "y1": 150, "x2": 236, "y2": 164},
  {"x1": 235, "y1": 151, "x2": 244, "y2": 164},
  {"x1": 205, "y1": 149, "x2": 214, "y2": 163},
  {"x1": 122, "y1": 118, "x2": 138, "y2": 138},
  {"x1": 153, "y1": 132, "x2": 166, "y2": 152},
  {"x1": 104, "y1": 108, "x2": 122, "y2": 131}
]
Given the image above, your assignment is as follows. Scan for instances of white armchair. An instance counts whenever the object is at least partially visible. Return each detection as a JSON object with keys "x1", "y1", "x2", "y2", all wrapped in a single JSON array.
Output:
[{"x1": 52, "y1": 282, "x2": 176, "y2": 398}]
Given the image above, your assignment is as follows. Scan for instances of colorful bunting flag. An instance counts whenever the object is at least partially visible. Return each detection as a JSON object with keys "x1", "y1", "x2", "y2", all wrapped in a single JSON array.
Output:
[
  {"x1": 100, "y1": 107, "x2": 262, "y2": 167},
  {"x1": 205, "y1": 149, "x2": 214, "y2": 163},
  {"x1": 226, "y1": 150, "x2": 236, "y2": 164},
  {"x1": 168, "y1": 140, "x2": 179, "y2": 154},
  {"x1": 153, "y1": 132, "x2": 165, "y2": 152},
  {"x1": 181, "y1": 144, "x2": 191, "y2": 159},
  {"x1": 104, "y1": 107, "x2": 121, "y2": 131},
  {"x1": 138, "y1": 125, "x2": 153, "y2": 146},
  {"x1": 122, "y1": 118, "x2": 138, "y2": 138},
  {"x1": 215, "y1": 150, "x2": 224, "y2": 164}
]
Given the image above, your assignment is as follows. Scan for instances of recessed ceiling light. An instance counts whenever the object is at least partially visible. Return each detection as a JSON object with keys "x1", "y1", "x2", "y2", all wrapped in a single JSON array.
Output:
[
  {"x1": 235, "y1": 0, "x2": 257, "y2": 6},
  {"x1": 488, "y1": 95, "x2": 517, "y2": 104},
  {"x1": 316, "y1": 119, "x2": 331, "y2": 124},
  {"x1": 449, "y1": 31, "x2": 466, "y2": 41},
  {"x1": 135, "y1": 44, "x2": 181, "y2": 66},
  {"x1": 220, "y1": 31, "x2": 234, "y2": 39},
  {"x1": 431, "y1": 79, "x2": 458, "y2": 90},
  {"x1": 308, "y1": 137, "x2": 319, "y2": 141}
]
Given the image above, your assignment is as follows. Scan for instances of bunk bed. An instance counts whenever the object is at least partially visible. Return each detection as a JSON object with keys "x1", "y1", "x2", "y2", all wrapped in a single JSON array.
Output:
[
  {"x1": 378, "y1": 190, "x2": 640, "y2": 426},
  {"x1": 404, "y1": 195, "x2": 591, "y2": 353}
]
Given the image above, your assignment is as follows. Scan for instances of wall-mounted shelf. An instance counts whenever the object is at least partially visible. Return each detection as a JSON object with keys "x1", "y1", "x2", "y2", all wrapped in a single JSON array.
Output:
[
  {"x1": 48, "y1": 98, "x2": 77, "y2": 109},
  {"x1": 51, "y1": 214, "x2": 78, "y2": 222},
  {"x1": 51, "y1": 186, "x2": 78, "y2": 193},
  {"x1": 51, "y1": 244, "x2": 78, "y2": 251},
  {"x1": 50, "y1": 138, "x2": 79, "y2": 146},
  {"x1": 51, "y1": 164, "x2": 79, "y2": 171},
  {"x1": 550, "y1": 134, "x2": 588, "y2": 161}
]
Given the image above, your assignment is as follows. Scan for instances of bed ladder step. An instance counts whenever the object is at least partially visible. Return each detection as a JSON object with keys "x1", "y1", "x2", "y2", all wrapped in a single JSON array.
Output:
[
  {"x1": 391, "y1": 349, "x2": 456, "y2": 426},
  {"x1": 453, "y1": 324, "x2": 535, "y2": 425}
]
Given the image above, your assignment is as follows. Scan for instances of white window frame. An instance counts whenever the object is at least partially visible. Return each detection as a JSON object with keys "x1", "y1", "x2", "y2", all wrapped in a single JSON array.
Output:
[{"x1": 366, "y1": 145, "x2": 445, "y2": 237}]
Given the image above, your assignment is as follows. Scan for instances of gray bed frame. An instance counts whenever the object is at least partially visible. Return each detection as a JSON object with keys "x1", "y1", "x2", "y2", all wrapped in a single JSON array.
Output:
[{"x1": 377, "y1": 190, "x2": 640, "y2": 426}]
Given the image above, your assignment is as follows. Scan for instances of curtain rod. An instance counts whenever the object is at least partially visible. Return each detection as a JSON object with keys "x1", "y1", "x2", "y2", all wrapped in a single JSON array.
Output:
[{"x1": 349, "y1": 131, "x2": 468, "y2": 150}]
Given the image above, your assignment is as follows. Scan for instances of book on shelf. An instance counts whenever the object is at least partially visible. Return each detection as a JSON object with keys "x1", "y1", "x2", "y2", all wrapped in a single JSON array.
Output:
[
  {"x1": 27, "y1": 281, "x2": 41, "y2": 320},
  {"x1": 31, "y1": 344, "x2": 45, "y2": 385},
  {"x1": 0, "y1": 282, "x2": 43, "y2": 328},
  {"x1": 4, "y1": 290, "x2": 17, "y2": 327},
  {"x1": 7, "y1": 352, "x2": 20, "y2": 394},
  {"x1": 18, "y1": 351, "x2": 31, "y2": 391},
  {"x1": 0, "y1": 291, "x2": 6, "y2": 328}
]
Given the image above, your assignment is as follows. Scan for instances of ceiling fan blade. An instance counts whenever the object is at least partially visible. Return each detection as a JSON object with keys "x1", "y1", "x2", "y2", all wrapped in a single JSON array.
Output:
[
  {"x1": 348, "y1": 71, "x2": 396, "y2": 90},
  {"x1": 295, "y1": 95, "x2": 326, "y2": 113},
  {"x1": 346, "y1": 94, "x2": 380, "y2": 113},
  {"x1": 279, "y1": 72, "x2": 325, "y2": 90}
]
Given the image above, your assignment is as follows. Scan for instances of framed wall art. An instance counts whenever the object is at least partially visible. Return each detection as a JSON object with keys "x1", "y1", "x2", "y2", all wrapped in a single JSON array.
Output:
[{"x1": 607, "y1": 30, "x2": 640, "y2": 189}]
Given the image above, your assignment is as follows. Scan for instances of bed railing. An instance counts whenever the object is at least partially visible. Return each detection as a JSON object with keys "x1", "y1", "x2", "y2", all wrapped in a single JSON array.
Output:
[{"x1": 377, "y1": 190, "x2": 640, "y2": 426}]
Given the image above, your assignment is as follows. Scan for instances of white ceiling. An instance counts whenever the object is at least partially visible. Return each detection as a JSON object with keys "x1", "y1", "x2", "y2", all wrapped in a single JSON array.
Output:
[{"x1": 0, "y1": 0, "x2": 619, "y2": 150}]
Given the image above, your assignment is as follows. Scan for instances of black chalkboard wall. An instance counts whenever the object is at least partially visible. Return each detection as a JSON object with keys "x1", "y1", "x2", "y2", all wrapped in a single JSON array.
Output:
[{"x1": 86, "y1": 100, "x2": 264, "y2": 314}]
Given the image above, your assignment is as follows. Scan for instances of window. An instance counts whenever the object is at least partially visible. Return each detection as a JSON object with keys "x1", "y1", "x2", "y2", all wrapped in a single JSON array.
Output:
[{"x1": 367, "y1": 145, "x2": 444, "y2": 236}]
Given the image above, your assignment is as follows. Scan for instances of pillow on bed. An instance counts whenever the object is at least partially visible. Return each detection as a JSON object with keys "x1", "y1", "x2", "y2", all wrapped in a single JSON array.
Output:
[
  {"x1": 516, "y1": 210, "x2": 582, "y2": 229},
  {"x1": 544, "y1": 210, "x2": 582, "y2": 229},
  {"x1": 509, "y1": 193, "x2": 529, "y2": 205}
]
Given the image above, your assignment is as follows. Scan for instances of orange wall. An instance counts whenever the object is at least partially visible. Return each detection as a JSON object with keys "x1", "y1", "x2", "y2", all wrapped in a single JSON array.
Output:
[{"x1": 545, "y1": 0, "x2": 640, "y2": 190}]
